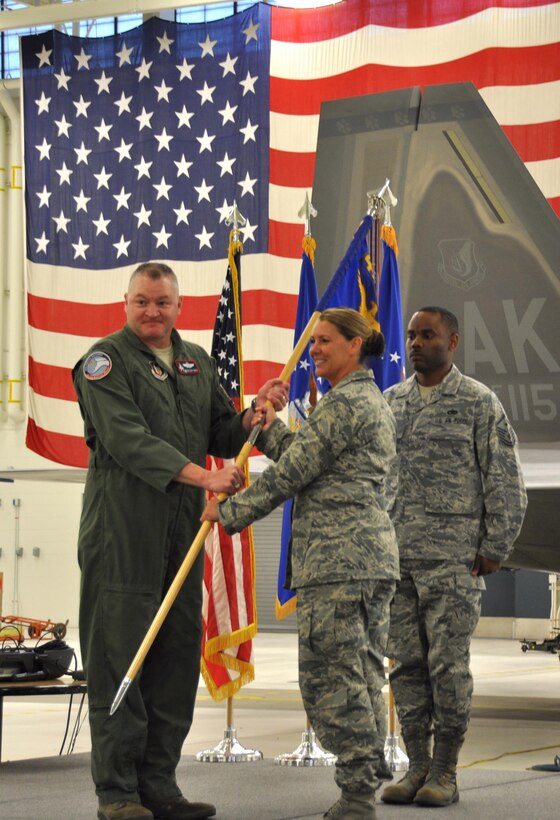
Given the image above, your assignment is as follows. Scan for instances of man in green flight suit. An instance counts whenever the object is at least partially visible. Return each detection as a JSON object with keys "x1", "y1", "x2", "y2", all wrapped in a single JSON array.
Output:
[{"x1": 73, "y1": 262, "x2": 289, "y2": 820}]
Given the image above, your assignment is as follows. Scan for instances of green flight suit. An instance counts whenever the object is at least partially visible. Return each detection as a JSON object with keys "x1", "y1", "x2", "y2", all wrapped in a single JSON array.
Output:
[{"x1": 73, "y1": 325, "x2": 247, "y2": 806}]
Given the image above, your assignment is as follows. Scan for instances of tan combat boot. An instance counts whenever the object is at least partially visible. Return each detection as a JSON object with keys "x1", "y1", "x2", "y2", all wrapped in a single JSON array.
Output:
[
  {"x1": 97, "y1": 801, "x2": 153, "y2": 820},
  {"x1": 323, "y1": 790, "x2": 376, "y2": 819},
  {"x1": 414, "y1": 732, "x2": 464, "y2": 807},
  {"x1": 380, "y1": 730, "x2": 431, "y2": 805}
]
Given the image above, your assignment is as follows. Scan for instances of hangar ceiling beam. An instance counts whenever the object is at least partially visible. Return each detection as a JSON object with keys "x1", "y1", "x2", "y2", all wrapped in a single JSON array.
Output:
[{"x1": 0, "y1": 0, "x2": 226, "y2": 31}]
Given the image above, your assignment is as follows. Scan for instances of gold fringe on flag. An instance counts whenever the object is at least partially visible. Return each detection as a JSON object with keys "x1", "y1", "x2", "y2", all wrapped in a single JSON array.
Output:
[
  {"x1": 381, "y1": 224, "x2": 399, "y2": 256},
  {"x1": 302, "y1": 234, "x2": 316, "y2": 265},
  {"x1": 200, "y1": 623, "x2": 257, "y2": 702},
  {"x1": 275, "y1": 594, "x2": 297, "y2": 620}
]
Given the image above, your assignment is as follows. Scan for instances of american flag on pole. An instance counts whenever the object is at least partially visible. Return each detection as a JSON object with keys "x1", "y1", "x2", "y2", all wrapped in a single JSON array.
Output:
[
  {"x1": 21, "y1": 0, "x2": 559, "y2": 467},
  {"x1": 201, "y1": 233, "x2": 256, "y2": 700}
]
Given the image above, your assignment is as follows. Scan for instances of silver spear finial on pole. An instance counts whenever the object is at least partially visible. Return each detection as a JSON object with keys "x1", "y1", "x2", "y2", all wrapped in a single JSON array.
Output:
[
  {"x1": 297, "y1": 192, "x2": 317, "y2": 236},
  {"x1": 378, "y1": 178, "x2": 398, "y2": 225},
  {"x1": 225, "y1": 201, "x2": 246, "y2": 242},
  {"x1": 367, "y1": 178, "x2": 399, "y2": 221},
  {"x1": 366, "y1": 190, "x2": 384, "y2": 219}
]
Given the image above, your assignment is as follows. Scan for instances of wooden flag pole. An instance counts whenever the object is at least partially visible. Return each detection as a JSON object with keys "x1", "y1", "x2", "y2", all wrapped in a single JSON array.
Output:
[{"x1": 110, "y1": 311, "x2": 321, "y2": 715}]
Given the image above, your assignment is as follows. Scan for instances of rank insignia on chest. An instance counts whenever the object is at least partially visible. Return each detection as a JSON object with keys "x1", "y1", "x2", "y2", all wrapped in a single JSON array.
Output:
[
  {"x1": 83, "y1": 351, "x2": 112, "y2": 381},
  {"x1": 149, "y1": 362, "x2": 168, "y2": 381},
  {"x1": 175, "y1": 359, "x2": 200, "y2": 376}
]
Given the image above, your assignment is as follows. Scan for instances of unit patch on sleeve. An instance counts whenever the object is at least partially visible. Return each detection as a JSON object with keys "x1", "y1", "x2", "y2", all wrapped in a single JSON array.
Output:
[
  {"x1": 83, "y1": 351, "x2": 112, "y2": 381},
  {"x1": 175, "y1": 359, "x2": 200, "y2": 376}
]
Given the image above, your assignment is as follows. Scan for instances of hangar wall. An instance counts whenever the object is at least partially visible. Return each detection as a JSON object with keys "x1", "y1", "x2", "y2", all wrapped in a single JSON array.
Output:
[{"x1": 0, "y1": 431, "x2": 83, "y2": 626}]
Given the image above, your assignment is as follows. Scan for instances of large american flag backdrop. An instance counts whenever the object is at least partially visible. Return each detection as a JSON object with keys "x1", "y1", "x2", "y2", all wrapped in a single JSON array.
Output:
[{"x1": 21, "y1": 0, "x2": 559, "y2": 468}]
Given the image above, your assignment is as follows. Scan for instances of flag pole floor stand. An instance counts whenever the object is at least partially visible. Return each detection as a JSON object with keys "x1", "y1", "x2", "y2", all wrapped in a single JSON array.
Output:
[
  {"x1": 274, "y1": 728, "x2": 337, "y2": 767},
  {"x1": 195, "y1": 726, "x2": 263, "y2": 763},
  {"x1": 531, "y1": 754, "x2": 560, "y2": 773},
  {"x1": 384, "y1": 733, "x2": 409, "y2": 772}
]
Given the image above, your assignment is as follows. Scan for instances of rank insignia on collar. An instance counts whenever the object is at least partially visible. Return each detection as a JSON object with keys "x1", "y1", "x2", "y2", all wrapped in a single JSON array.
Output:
[
  {"x1": 83, "y1": 351, "x2": 112, "y2": 381},
  {"x1": 150, "y1": 361, "x2": 168, "y2": 381},
  {"x1": 175, "y1": 359, "x2": 200, "y2": 376}
]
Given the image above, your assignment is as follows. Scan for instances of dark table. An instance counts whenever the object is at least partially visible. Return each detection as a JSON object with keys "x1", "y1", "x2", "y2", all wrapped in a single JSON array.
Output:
[{"x1": 0, "y1": 676, "x2": 87, "y2": 762}]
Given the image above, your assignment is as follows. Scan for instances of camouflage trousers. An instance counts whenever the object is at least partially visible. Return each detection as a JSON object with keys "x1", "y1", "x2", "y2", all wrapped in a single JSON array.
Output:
[
  {"x1": 297, "y1": 579, "x2": 396, "y2": 794},
  {"x1": 387, "y1": 561, "x2": 482, "y2": 737}
]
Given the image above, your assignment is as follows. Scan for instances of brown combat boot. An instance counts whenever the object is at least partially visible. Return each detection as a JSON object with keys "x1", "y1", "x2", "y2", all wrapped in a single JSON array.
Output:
[
  {"x1": 414, "y1": 732, "x2": 464, "y2": 807},
  {"x1": 323, "y1": 791, "x2": 376, "y2": 819},
  {"x1": 380, "y1": 730, "x2": 431, "y2": 805},
  {"x1": 141, "y1": 795, "x2": 216, "y2": 819},
  {"x1": 97, "y1": 801, "x2": 153, "y2": 820}
]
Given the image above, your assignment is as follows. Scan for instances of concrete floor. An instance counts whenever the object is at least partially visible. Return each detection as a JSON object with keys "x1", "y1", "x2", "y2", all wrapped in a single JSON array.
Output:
[{"x1": 1, "y1": 630, "x2": 560, "y2": 774}]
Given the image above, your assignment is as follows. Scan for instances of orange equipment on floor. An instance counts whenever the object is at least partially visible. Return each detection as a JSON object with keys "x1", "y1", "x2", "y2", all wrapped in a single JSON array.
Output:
[{"x1": 0, "y1": 614, "x2": 68, "y2": 642}]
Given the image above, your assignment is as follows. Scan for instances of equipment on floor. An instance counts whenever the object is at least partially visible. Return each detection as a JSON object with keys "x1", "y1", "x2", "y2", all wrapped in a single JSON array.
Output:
[
  {"x1": 0, "y1": 615, "x2": 76, "y2": 682},
  {"x1": 0, "y1": 639, "x2": 75, "y2": 681},
  {"x1": 519, "y1": 632, "x2": 560, "y2": 654},
  {"x1": 0, "y1": 614, "x2": 68, "y2": 642}
]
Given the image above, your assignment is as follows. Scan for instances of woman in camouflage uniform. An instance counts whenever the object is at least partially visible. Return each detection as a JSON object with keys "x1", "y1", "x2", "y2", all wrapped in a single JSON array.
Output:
[{"x1": 202, "y1": 308, "x2": 400, "y2": 820}]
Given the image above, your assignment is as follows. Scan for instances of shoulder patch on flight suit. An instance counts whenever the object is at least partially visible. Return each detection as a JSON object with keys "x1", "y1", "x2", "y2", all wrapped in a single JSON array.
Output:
[
  {"x1": 83, "y1": 351, "x2": 112, "y2": 381},
  {"x1": 497, "y1": 416, "x2": 515, "y2": 447},
  {"x1": 175, "y1": 359, "x2": 200, "y2": 376}
]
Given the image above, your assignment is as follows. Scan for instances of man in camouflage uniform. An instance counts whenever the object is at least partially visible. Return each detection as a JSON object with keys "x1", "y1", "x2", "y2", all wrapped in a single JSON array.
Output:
[
  {"x1": 381, "y1": 306, "x2": 527, "y2": 808},
  {"x1": 203, "y1": 308, "x2": 400, "y2": 819}
]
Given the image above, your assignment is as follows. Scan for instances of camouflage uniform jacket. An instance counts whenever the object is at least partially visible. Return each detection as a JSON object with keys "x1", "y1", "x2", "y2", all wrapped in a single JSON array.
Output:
[
  {"x1": 383, "y1": 364, "x2": 527, "y2": 567},
  {"x1": 218, "y1": 369, "x2": 400, "y2": 589}
]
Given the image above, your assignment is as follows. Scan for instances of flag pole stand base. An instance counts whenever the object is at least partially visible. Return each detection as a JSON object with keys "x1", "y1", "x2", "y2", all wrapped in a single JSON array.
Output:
[
  {"x1": 195, "y1": 726, "x2": 263, "y2": 763},
  {"x1": 274, "y1": 729, "x2": 337, "y2": 767},
  {"x1": 384, "y1": 733, "x2": 409, "y2": 772},
  {"x1": 531, "y1": 754, "x2": 560, "y2": 773}
]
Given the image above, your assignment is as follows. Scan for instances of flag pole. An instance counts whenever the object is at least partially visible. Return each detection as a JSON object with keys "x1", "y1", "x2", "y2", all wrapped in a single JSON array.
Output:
[
  {"x1": 368, "y1": 182, "x2": 408, "y2": 773},
  {"x1": 222, "y1": 206, "x2": 245, "y2": 750},
  {"x1": 110, "y1": 209, "x2": 377, "y2": 715},
  {"x1": 274, "y1": 194, "x2": 334, "y2": 767},
  {"x1": 196, "y1": 204, "x2": 264, "y2": 762}
]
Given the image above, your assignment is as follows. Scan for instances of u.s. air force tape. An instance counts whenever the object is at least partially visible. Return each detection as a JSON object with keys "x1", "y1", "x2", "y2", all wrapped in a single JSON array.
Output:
[{"x1": 83, "y1": 351, "x2": 112, "y2": 381}]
